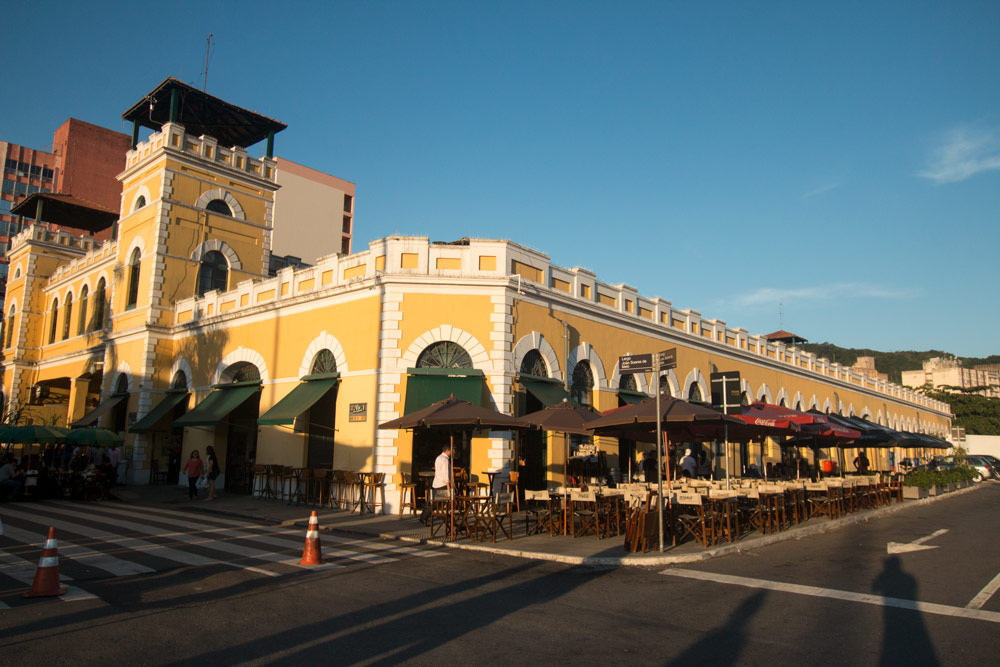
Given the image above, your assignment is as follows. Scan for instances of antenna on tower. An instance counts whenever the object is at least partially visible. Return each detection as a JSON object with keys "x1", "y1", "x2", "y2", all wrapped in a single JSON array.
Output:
[
  {"x1": 779, "y1": 301, "x2": 784, "y2": 331},
  {"x1": 202, "y1": 34, "x2": 214, "y2": 91}
]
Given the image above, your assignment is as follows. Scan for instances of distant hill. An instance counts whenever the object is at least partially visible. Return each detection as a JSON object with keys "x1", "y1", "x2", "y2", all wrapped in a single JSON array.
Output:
[{"x1": 794, "y1": 343, "x2": 1000, "y2": 385}]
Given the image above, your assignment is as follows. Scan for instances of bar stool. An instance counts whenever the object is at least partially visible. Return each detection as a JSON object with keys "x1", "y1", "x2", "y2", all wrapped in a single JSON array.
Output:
[
  {"x1": 252, "y1": 464, "x2": 271, "y2": 500},
  {"x1": 363, "y1": 472, "x2": 386, "y2": 515},
  {"x1": 341, "y1": 471, "x2": 362, "y2": 510},
  {"x1": 501, "y1": 471, "x2": 520, "y2": 512},
  {"x1": 310, "y1": 469, "x2": 330, "y2": 507},
  {"x1": 396, "y1": 472, "x2": 417, "y2": 516}
]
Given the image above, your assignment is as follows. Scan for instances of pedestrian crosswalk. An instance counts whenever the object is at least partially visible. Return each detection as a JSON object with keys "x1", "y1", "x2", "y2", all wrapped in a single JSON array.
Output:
[{"x1": 0, "y1": 500, "x2": 443, "y2": 606}]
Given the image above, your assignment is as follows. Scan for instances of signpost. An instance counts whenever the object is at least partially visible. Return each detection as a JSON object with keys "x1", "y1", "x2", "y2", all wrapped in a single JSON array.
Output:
[
  {"x1": 617, "y1": 348, "x2": 676, "y2": 552},
  {"x1": 711, "y1": 371, "x2": 741, "y2": 490}
]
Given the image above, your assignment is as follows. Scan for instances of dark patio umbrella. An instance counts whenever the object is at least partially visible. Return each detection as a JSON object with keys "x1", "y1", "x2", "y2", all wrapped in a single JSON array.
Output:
[
  {"x1": 66, "y1": 428, "x2": 124, "y2": 446},
  {"x1": 379, "y1": 396, "x2": 533, "y2": 539},
  {"x1": 5, "y1": 424, "x2": 70, "y2": 445},
  {"x1": 520, "y1": 399, "x2": 601, "y2": 535}
]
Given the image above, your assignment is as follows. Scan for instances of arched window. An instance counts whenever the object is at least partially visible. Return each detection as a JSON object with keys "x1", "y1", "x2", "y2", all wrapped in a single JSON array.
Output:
[
  {"x1": 620, "y1": 373, "x2": 637, "y2": 392},
  {"x1": 416, "y1": 341, "x2": 472, "y2": 369},
  {"x1": 778, "y1": 397, "x2": 787, "y2": 407},
  {"x1": 571, "y1": 361, "x2": 594, "y2": 407},
  {"x1": 196, "y1": 250, "x2": 229, "y2": 296},
  {"x1": 91, "y1": 278, "x2": 107, "y2": 331},
  {"x1": 5, "y1": 306, "x2": 14, "y2": 348},
  {"x1": 688, "y1": 382, "x2": 703, "y2": 403},
  {"x1": 659, "y1": 374, "x2": 672, "y2": 397},
  {"x1": 62, "y1": 293, "x2": 73, "y2": 340},
  {"x1": 740, "y1": 391, "x2": 751, "y2": 407},
  {"x1": 205, "y1": 199, "x2": 232, "y2": 216},
  {"x1": 227, "y1": 362, "x2": 261, "y2": 384},
  {"x1": 48, "y1": 299, "x2": 59, "y2": 344},
  {"x1": 78, "y1": 285, "x2": 89, "y2": 335},
  {"x1": 133, "y1": 195, "x2": 146, "y2": 211},
  {"x1": 126, "y1": 248, "x2": 141, "y2": 309},
  {"x1": 519, "y1": 349, "x2": 548, "y2": 377},
  {"x1": 310, "y1": 349, "x2": 338, "y2": 375},
  {"x1": 171, "y1": 371, "x2": 188, "y2": 390}
]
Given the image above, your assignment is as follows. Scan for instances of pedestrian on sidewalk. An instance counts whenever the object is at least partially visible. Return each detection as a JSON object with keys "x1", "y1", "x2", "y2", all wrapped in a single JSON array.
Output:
[
  {"x1": 419, "y1": 443, "x2": 451, "y2": 526},
  {"x1": 205, "y1": 446, "x2": 220, "y2": 500},
  {"x1": 182, "y1": 450, "x2": 204, "y2": 500}
]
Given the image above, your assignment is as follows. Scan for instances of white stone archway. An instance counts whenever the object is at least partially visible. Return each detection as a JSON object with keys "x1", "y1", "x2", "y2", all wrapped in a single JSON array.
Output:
[
  {"x1": 299, "y1": 332, "x2": 349, "y2": 378},
  {"x1": 681, "y1": 368, "x2": 709, "y2": 402},
  {"x1": 196, "y1": 188, "x2": 246, "y2": 220},
  {"x1": 190, "y1": 239, "x2": 243, "y2": 270},
  {"x1": 512, "y1": 332, "x2": 562, "y2": 381},
  {"x1": 213, "y1": 347, "x2": 269, "y2": 385},
  {"x1": 567, "y1": 343, "x2": 607, "y2": 389}
]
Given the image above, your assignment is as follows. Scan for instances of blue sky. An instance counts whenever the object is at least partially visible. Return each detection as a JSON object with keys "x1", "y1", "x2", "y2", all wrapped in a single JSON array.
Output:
[{"x1": 3, "y1": 1, "x2": 998, "y2": 357}]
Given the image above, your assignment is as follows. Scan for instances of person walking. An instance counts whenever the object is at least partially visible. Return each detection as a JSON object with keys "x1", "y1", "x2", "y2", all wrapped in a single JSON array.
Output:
[
  {"x1": 419, "y1": 443, "x2": 452, "y2": 526},
  {"x1": 204, "y1": 446, "x2": 220, "y2": 500},
  {"x1": 182, "y1": 450, "x2": 204, "y2": 500}
]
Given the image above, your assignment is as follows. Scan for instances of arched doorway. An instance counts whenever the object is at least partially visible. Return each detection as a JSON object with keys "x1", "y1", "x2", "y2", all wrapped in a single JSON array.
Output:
[
  {"x1": 222, "y1": 362, "x2": 261, "y2": 493},
  {"x1": 306, "y1": 350, "x2": 338, "y2": 468},
  {"x1": 517, "y1": 350, "x2": 549, "y2": 491}
]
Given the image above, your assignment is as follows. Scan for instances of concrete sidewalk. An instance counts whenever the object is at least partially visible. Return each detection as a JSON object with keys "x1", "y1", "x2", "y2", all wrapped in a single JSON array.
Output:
[{"x1": 113, "y1": 481, "x2": 991, "y2": 567}]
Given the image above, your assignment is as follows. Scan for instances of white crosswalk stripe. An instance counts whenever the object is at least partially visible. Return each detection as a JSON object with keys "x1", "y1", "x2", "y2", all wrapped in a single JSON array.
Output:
[
  {"x1": 1, "y1": 501, "x2": 441, "y2": 607},
  {"x1": 68, "y1": 502, "x2": 395, "y2": 565}
]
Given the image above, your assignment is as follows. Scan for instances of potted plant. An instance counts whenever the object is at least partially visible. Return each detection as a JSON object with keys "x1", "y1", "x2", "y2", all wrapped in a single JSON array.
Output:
[{"x1": 902, "y1": 470, "x2": 933, "y2": 499}]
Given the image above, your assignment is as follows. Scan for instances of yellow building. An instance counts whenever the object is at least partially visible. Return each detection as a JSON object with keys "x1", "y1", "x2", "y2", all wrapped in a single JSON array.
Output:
[{"x1": 0, "y1": 79, "x2": 952, "y2": 510}]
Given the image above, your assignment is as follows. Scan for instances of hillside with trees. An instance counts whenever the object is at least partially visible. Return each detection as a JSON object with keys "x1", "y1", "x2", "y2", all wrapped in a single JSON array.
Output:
[{"x1": 795, "y1": 342, "x2": 1000, "y2": 385}]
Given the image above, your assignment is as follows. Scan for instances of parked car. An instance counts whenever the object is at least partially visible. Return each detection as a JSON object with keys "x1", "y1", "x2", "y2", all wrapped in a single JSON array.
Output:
[{"x1": 964, "y1": 455, "x2": 999, "y2": 482}]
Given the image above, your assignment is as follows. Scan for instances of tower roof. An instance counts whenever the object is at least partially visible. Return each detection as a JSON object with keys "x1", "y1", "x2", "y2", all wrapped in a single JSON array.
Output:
[
  {"x1": 11, "y1": 192, "x2": 118, "y2": 232},
  {"x1": 122, "y1": 77, "x2": 287, "y2": 149}
]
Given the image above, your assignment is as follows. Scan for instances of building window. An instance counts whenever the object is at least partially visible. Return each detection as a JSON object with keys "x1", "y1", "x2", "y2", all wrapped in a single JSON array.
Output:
[
  {"x1": 311, "y1": 349, "x2": 338, "y2": 375},
  {"x1": 197, "y1": 250, "x2": 229, "y2": 296},
  {"x1": 659, "y1": 374, "x2": 672, "y2": 397},
  {"x1": 48, "y1": 299, "x2": 58, "y2": 344},
  {"x1": 343, "y1": 194, "x2": 353, "y2": 213},
  {"x1": 42, "y1": 167, "x2": 54, "y2": 180},
  {"x1": 78, "y1": 286, "x2": 89, "y2": 335},
  {"x1": 340, "y1": 238, "x2": 350, "y2": 255},
  {"x1": 91, "y1": 278, "x2": 106, "y2": 331},
  {"x1": 5, "y1": 306, "x2": 14, "y2": 348},
  {"x1": 689, "y1": 382, "x2": 703, "y2": 403},
  {"x1": 572, "y1": 361, "x2": 594, "y2": 407},
  {"x1": 520, "y1": 349, "x2": 548, "y2": 377},
  {"x1": 620, "y1": 373, "x2": 637, "y2": 392},
  {"x1": 205, "y1": 199, "x2": 232, "y2": 216},
  {"x1": 63, "y1": 293, "x2": 73, "y2": 340},
  {"x1": 133, "y1": 195, "x2": 146, "y2": 211},
  {"x1": 2, "y1": 179, "x2": 14, "y2": 194},
  {"x1": 342, "y1": 215, "x2": 351, "y2": 234},
  {"x1": 416, "y1": 341, "x2": 472, "y2": 369},
  {"x1": 126, "y1": 248, "x2": 141, "y2": 309},
  {"x1": 171, "y1": 371, "x2": 188, "y2": 390},
  {"x1": 227, "y1": 362, "x2": 261, "y2": 384},
  {"x1": 4, "y1": 159, "x2": 16, "y2": 172}
]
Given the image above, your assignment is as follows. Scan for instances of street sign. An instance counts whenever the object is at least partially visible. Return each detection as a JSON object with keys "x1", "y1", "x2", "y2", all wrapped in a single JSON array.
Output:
[
  {"x1": 658, "y1": 348, "x2": 677, "y2": 370},
  {"x1": 619, "y1": 353, "x2": 654, "y2": 373},
  {"x1": 711, "y1": 371, "x2": 742, "y2": 415}
]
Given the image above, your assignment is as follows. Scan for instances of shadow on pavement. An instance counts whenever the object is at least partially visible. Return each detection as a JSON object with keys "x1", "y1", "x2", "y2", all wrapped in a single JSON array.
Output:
[
  {"x1": 665, "y1": 590, "x2": 767, "y2": 666},
  {"x1": 872, "y1": 555, "x2": 939, "y2": 666}
]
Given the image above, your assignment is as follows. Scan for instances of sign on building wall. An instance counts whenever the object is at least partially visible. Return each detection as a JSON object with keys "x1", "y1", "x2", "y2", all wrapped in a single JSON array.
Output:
[{"x1": 349, "y1": 402, "x2": 367, "y2": 422}]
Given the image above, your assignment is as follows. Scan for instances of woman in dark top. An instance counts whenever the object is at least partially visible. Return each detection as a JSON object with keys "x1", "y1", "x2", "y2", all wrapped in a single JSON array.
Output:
[{"x1": 205, "y1": 446, "x2": 220, "y2": 500}]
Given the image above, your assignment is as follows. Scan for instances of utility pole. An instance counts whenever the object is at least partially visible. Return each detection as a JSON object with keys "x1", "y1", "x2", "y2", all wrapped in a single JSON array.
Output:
[{"x1": 203, "y1": 34, "x2": 213, "y2": 91}]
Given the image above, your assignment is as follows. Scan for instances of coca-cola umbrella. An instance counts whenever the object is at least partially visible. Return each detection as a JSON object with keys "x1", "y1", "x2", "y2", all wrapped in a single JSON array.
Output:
[
  {"x1": 520, "y1": 399, "x2": 601, "y2": 535},
  {"x1": 378, "y1": 396, "x2": 533, "y2": 540},
  {"x1": 784, "y1": 414, "x2": 862, "y2": 479}
]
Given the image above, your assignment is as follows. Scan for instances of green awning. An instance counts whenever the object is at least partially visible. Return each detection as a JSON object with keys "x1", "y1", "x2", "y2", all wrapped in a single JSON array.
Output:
[
  {"x1": 173, "y1": 385, "x2": 260, "y2": 428},
  {"x1": 258, "y1": 378, "x2": 339, "y2": 426},
  {"x1": 70, "y1": 393, "x2": 128, "y2": 428},
  {"x1": 618, "y1": 389, "x2": 648, "y2": 405},
  {"x1": 520, "y1": 377, "x2": 575, "y2": 406},
  {"x1": 129, "y1": 391, "x2": 190, "y2": 433},
  {"x1": 403, "y1": 371, "x2": 485, "y2": 413}
]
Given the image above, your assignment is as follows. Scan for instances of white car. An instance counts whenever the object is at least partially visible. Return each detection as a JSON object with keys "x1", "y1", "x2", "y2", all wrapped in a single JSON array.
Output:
[{"x1": 966, "y1": 455, "x2": 999, "y2": 482}]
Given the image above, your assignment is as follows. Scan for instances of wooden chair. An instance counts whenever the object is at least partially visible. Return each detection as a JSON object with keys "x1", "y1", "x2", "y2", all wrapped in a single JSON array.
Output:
[
  {"x1": 672, "y1": 492, "x2": 714, "y2": 547},
  {"x1": 310, "y1": 469, "x2": 330, "y2": 507},
  {"x1": 570, "y1": 490, "x2": 600, "y2": 538},
  {"x1": 252, "y1": 464, "x2": 272, "y2": 499},
  {"x1": 396, "y1": 472, "x2": 417, "y2": 516},
  {"x1": 806, "y1": 483, "x2": 838, "y2": 520},
  {"x1": 149, "y1": 459, "x2": 168, "y2": 485},
  {"x1": 293, "y1": 469, "x2": 312, "y2": 506},
  {"x1": 340, "y1": 471, "x2": 362, "y2": 511},
  {"x1": 428, "y1": 488, "x2": 453, "y2": 538},
  {"x1": 501, "y1": 471, "x2": 520, "y2": 512},
  {"x1": 486, "y1": 492, "x2": 514, "y2": 542},
  {"x1": 708, "y1": 490, "x2": 739, "y2": 543},
  {"x1": 524, "y1": 489, "x2": 553, "y2": 536}
]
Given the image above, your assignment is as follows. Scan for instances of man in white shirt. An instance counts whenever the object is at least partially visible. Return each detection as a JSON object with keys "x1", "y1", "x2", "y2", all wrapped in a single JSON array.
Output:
[{"x1": 419, "y1": 443, "x2": 452, "y2": 525}]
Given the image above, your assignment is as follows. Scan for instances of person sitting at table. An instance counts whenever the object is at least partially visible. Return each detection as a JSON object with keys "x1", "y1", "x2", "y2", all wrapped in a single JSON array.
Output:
[
  {"x1": 680, "y1": 449, "x2": 697, "y2": 479},
  {"x1": 642, "y1": 449, "x2": 658, "y2": 482},
  {"x1": 0, "y1": 455, "x2": 25, "y2": 501},
  {"x1": 420, "y1": 443, "x2": 452, "y2": 526}
]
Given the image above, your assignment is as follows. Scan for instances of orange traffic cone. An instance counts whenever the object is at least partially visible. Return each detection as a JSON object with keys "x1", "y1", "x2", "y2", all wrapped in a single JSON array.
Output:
[
  {"x1": 24, "y1": 527, "x2": 67, "y2": 598},
  {"x1": 300, "y1": 511, "x2": 323, "y2": 565}
]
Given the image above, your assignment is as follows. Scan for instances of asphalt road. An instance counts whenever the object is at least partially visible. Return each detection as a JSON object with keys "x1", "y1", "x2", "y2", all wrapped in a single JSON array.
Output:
[{"x1": 2, "y1": 485, "x2": 998, "y2": 666}]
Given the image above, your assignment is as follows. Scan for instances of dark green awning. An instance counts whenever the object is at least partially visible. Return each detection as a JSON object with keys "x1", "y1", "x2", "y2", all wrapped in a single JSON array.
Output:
[
  {"x1": 70, "y1": 393, "x2": 128, "y2": 428},
  {"x1": 258, "y1": 378, "x2": 339, "y2": 426},
  {"x1": 520, "y1": 377, "x2": 575, "y2": 407},
  {"x1": 618, "y1": 389, "x2": 648, "y2": 405},
  {"x1": 129, "y1": 391, "x2": 190, "y2": 433},
  {"x1": 173, "y1": 385, "x2": 260, "y2": 428},
  {"x1": 403, "y1": 371, "x2": 485, "y2": 413}
]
